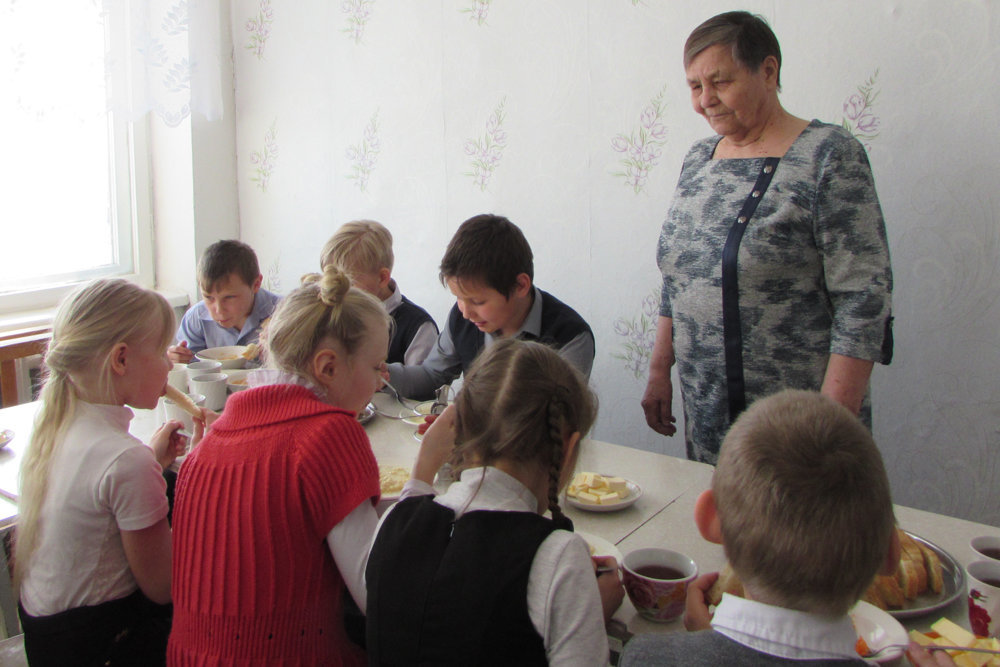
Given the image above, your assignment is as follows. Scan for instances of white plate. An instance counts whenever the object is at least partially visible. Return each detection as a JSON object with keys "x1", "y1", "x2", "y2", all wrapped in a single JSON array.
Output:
[
  {"x1": 576, "y1": 531, "x2": 623, "y2": 564},
  {"x1": 224, "y1": 369, "x2": 251, "y2": 392},
  {"x1": 401, "y1": 401, "x2": 441, "y2": 425},
  {"x1": 851, "y1": 600, "x2": 908, "y2": 663},
  {"x1": 196, "y1": 346, "x2": 249, "y2": 369},
  {"x1": 566, "y1": 478, "x2": 642, "y2": 512}
]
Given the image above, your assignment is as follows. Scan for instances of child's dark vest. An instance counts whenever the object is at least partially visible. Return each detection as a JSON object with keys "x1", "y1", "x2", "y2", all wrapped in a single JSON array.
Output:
[
  {"x1": 449, "y1": 289, "x2": 593, "y2": 371},
  {"x1": 387, "y1": 295, "x2": 438, "y2": 364},
  {"x1": 366, "y1": 496, "x2": 557, "y2": 666}
]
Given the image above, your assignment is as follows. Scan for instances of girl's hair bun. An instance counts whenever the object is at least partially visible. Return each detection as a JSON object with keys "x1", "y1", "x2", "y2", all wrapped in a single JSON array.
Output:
[
  {"x1": 301, "y1": 265, "x2": 352, "y2": 308},
  {"x1": 267, "y1": 264, "x2": 391, "y2": 380}
]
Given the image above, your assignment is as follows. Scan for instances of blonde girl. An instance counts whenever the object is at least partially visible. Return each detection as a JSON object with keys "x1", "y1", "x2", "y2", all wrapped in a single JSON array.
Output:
[
  {"x1": 366, "y1": 338, "x2": 625, "y2": 666},
  {"x1": 16, "y1": 279, "x2": 192, "y2": 667},
  {"x1": 169, "y1": 265, "x2": 390, "y2": 666}
]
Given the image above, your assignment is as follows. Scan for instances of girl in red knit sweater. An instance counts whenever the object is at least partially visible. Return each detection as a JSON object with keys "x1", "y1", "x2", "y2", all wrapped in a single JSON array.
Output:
[{"x1": 168, "y1": 266, "x2": 390, "y2": 666}]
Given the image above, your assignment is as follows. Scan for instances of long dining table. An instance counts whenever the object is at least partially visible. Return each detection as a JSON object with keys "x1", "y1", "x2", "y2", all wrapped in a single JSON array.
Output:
[{"x1": 1, "y1": 392, "x2": 999, "y2": 660}]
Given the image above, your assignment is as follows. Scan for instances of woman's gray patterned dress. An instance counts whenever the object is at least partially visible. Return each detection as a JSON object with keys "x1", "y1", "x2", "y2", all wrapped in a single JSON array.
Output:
[{"x1": 658, "y1": 120, "x2": 892, "y2": 464}]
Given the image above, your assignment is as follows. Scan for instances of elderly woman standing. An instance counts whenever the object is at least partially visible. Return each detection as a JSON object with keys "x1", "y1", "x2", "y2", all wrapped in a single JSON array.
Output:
[{"x1": 641, "y1": 11, "x2": 893, "y2": 463}]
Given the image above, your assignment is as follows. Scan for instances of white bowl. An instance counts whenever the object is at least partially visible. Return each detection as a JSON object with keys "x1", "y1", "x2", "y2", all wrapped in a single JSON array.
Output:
[
  {"x1": 196, "y1": 346, "x2": 249, "y2": 369},
  {"x1": 224, "y1": 369, "x2": 251, "y2": 392}
]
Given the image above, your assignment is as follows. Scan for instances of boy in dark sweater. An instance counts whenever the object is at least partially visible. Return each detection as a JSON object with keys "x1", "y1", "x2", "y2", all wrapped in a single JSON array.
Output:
[
  {"x1": 322, "y1": 219, "x2": 438, "y2": 365},
  {"x1": 387, "y1": 214, "x2": 594, "y2": 400}
]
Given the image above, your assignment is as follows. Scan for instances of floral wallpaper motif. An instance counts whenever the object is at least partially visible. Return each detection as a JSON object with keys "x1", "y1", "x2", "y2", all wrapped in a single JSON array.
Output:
[
  {"x1": 346, "y1": 111, "x2": 380, "y2": 191},
  {"x1": 343, "y1": 0, "x2": 375, "y2": 44},
  {"x1": 464, "y1": 98, "x2": 507, "y2": 191},
  {"x1": 841, "y1": 70, "x2": 881, "y2": 150},
  {"x1": 264, "y1": 255, "x2": 281, "y2": 293},
  {"x1": 461, "y1": 0, "x2": 492, "y2": 26},
  {"x1": 612, "y1": 86, "x2": 668, "y2": 194},
  {"x1": 613, "y1": 290, "x2": 659, "y2": 379},
  {"x1": 245, "y1": 0, "x2": 273, "y2": 60},
  {"x1": 250, "y1": 121, "x2": 278, "y2": 192}
]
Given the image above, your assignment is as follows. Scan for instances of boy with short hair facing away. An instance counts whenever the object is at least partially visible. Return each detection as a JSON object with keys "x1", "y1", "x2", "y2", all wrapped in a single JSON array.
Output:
[
  {"x1": 621, "y1": 389, "x2": 901, "y2": 667},
  {"x1": 321, "y1": 220, "x2": 438, "y2": 365},
  {"x1": 169, "y1": 240, "x2": 280, "y2": 363},
  {"x1": 387, "y1": 213, "x2": 595, "y2": 400}
]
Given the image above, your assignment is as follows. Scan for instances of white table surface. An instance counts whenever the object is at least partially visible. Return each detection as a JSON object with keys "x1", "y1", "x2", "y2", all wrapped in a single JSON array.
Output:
[{"x1": 2, "y1": 393, "x2": 999, "y2": 647}]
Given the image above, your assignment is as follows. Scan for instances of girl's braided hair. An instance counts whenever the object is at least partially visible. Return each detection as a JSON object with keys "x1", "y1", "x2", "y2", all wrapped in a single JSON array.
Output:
[{"x1": 450, "y1": 338, "x2": 597, "y2": 523}]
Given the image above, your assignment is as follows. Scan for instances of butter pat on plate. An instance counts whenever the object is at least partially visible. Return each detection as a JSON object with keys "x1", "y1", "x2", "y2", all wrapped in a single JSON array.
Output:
[{"x1": 566, "y1": 472, "x2": 642, "y2": 513}]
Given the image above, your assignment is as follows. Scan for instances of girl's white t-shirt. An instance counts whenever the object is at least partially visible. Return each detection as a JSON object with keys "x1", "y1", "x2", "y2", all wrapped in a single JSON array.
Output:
[{"x1": 20, "y1": 402, "x2": 168, "y2": 617}]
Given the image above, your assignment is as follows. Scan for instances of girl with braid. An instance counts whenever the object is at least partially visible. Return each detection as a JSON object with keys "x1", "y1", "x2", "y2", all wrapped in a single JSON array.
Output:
[{"x1": 365, "y1": 338, "x2": 624, "y2": 666}]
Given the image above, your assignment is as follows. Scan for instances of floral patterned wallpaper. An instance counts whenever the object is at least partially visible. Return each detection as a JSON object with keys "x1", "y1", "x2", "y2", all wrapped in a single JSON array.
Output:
[{"x1": 229, "y1": 0, "x2": 1000, "y2": 526}]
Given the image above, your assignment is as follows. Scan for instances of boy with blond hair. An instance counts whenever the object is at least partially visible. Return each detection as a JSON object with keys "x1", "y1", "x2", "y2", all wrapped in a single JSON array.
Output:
[
  {"x1": 621, "y1": 389, "x2": 900, "y2": 666},
  {"x1": 170, "y1": 240, "x2": 280, "y2": 362},
  {"x1": 321, "y1": 220, "x2": 438, "y2": 365}
]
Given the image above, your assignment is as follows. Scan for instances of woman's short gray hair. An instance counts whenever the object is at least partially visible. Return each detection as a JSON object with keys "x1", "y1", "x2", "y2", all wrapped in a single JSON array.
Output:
[{"x1": 684, "y1": 11, "x2": 782, "y2": 89}]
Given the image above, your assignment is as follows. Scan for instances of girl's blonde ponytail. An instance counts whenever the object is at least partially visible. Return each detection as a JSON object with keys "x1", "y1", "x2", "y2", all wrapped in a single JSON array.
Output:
[{"x1": 14, "y1": 280, "x2": 173, "y2": 591}]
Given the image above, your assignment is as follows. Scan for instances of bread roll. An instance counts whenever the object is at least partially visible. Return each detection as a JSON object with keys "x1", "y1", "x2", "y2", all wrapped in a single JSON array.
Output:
[
  {"x1": 165, "y1": 385, "x2": 202, "y2": 418},
  {"x1": 706, "y1": 563, "x2": 744, "y2": 607}
]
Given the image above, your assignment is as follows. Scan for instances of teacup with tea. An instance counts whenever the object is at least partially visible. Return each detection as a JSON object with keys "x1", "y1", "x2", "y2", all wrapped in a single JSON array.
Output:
[{"x1": 622, "y1": 547, "x2": 698, "y2": 622}]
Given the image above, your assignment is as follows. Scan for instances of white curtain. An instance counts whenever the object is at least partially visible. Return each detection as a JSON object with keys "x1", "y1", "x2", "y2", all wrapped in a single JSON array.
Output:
[{"x1": 104, "y1": 0, "x2": 224, "y2": 127}]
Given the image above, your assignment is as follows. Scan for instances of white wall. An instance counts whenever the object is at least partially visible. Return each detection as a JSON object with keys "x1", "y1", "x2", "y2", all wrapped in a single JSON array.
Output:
[{"x1": 216, "y1": 0, "x2": 1000, "y2": 525}]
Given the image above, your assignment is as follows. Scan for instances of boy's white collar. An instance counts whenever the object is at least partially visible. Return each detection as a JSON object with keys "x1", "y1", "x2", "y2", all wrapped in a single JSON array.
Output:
[{"x1": 711, "y1": 593, "x2": 859, "y2": 661}]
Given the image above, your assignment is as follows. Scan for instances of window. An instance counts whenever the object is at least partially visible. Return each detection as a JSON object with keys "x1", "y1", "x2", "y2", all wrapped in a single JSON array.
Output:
[{"x1": 0, "y1": 3, "x2": 152, "y2": 317}]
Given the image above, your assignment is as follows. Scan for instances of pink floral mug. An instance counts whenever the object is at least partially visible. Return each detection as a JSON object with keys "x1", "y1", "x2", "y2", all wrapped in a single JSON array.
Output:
[
  {"x1": 622, "y1": 548, "x2": 698, "y2": 623},
  {"x1": 967, "y1": 560, "x2": 1000, "y2": 637}
]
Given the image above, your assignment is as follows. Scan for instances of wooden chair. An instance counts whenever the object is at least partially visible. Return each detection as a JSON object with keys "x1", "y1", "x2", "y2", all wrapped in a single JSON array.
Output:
[
  {"x1": 0, "y1": 525, "x2": 18, "y2": 639},
  {"x1": 0, "y1": 327, "x2": 51, "y2": 408}
]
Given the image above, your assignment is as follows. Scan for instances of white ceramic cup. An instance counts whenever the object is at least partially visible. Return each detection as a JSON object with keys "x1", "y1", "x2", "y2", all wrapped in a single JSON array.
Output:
[
  {"x1": 167, "y1": 363, "x2": 189, "y2": 393},
  {"x1": 622, "y1": 548, "x2": 698, "y2": 622},
  {"x1": 967, "y1": 560, "x2": 1000, "y2": 637},
  {"x1": 190, "y1": 374, "x2": 228, "y2": 411},
  {"x1": 971, "y1": 535, "x2": 1000, "y2": 563},
  {"x1": 161, "y1": 392, "x2": 206, "y2": 433},
  {"x1": 186, "y1": 360, "x2": 222, "y2": 385}
]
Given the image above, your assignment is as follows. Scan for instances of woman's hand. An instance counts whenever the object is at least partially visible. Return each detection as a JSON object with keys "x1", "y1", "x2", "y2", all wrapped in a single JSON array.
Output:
[
  {"x1": 150, "y1": 420, "x2": 188, "y2": 470},
  {"x1": 592, "y1": 556, "x2": 625, "y2": 623},
  {"x1": 641, "y1": 374, "x2": 677, "y2": 436},
  {"x1": 641, "y1": 316, "x2": 677, "y2": 436},
  {"x1": 905, "y1": 642, "x2": 958, "y2": 667},
  {"x1": 411, "y1": 404, "x2": 456, "y2": 485},
  {"x1": 821, "y1": 353, "x2": 874, "y2": 415},
  {"x1": 683, "y1": 571, "x2": 719, "y2": 631}
]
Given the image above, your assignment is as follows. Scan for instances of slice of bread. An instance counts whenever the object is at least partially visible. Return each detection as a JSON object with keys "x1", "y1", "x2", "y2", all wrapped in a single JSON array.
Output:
[
  {"x1": 918, "y1": 540, "x2": 944, "y2": 594},
  {"x1": 861, "y1": 582, "x2": 886, "y2": 609},
  {"x1": 896, "y1": 557, "x2": 922, "y2": 599},
  {"x1": 706, "y1": 563, "x2": 744, "y2": 607},
  {"x1": 899, "y1": 531, "x2": 929, "y2": 593},
  {"x1": 872, "y1": 573, "x2": 906, "y2": 608}
]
